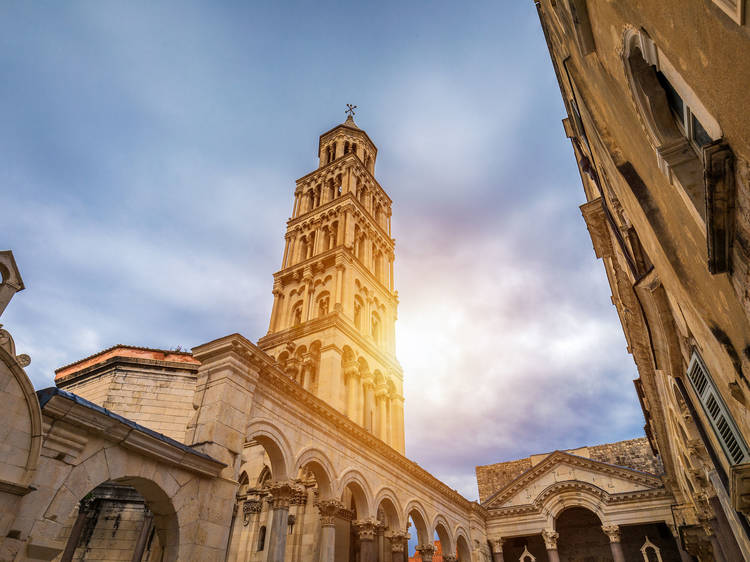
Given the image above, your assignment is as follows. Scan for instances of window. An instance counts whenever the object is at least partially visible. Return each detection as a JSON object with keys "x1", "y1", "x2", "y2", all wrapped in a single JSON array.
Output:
[
  {"x1": 257, "y1": 526, "x2": 266, "y2": 551},
  {"x1": 655, "y1": 72, "x2": 712, "y2": 151},
  {"x1": 687, "y1": 352, "x2": 749, "y2": 465},
  {"x1": 712, "y1": 0, "x2": 744, "y2": 25}
]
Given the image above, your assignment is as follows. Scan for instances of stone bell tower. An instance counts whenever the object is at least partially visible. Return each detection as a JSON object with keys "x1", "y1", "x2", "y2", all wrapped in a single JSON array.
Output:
[{"x1": 258, "y1": 113, "x2": 405, "y2": 453}]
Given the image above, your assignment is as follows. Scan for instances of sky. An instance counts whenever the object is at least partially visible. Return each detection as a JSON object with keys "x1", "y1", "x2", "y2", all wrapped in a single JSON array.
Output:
[{"x1": 1, "y1": 1, "x2": 645, "y2": 501}]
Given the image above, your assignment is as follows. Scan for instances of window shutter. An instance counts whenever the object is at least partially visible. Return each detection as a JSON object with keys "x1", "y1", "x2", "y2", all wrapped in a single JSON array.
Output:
[{"x1": 687, "y1": 353, "x2": 749, "y2": 465}]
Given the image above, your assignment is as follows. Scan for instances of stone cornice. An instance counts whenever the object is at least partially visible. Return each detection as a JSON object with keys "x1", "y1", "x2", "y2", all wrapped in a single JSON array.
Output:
[
  {"x1": 486, "y1": 480, "x2": 673, "y2": 519},
  {"x1": 39, "y1": 390, "x2": 225, "y2": 478},
  {"x1": 206, "y1": 333, "x2": 470, "y2": 511},
  {"x1": 318, "y1": 124, "x2": 378, "y2": 159},
  {"x1": 55, "y1": 355, "x2": 200, "y2": 387},
  {"x1": 483, "y1": 450, "x2": 663, "y2": 508}
]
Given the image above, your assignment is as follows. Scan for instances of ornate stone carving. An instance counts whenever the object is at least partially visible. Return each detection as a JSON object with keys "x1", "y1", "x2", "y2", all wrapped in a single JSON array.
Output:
[
  {"x1": 242, "y1": 500, "x2": 262, "y2": 525},
  {"x1": 387, "y1": 531, "x2": 409, "y2": 552},
  {"x1": 443, "y1": 556, "x2": 457, "y2": 562},
  {"x1": 489, "y1": 538, "x2": 504, "y2": 553},
  {"x1": 416, "y1": 544, "x2": 436, "y2": 560},
  {"x1": 541, "y1": 529, "x2": 559, "y2": 550},
  {"x1": 268, "y1": 481, "x2": 294, "y2": 509},
  {"x1": 317, "y1": 499, "x2": 343, "y2": 527},
  {"x1": 601, "y1": 524, "x2": 621, "y2": 543},
  {"x1": 352, "y1": 518, "x2": 379, "y2": 541},
  {"x1": 0, "y1": 325, "x2": 30, "y2": 368}
]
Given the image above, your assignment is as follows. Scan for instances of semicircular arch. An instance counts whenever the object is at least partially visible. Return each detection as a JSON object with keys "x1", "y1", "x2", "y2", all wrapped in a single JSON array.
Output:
[
  {"x1": 536, "y1": 481, "x2": 608, "y2": 522},
  {"x1": 337, "y1": 468, "x2": 374, "y2": 517},
  {"x1": 294, "y1": 446, "x2": 336, "y2": 498},
  {"x1": 432, "y1": 514, "x2": 455, "y2": 553},
  {"x1": 404, "y1": 499, "x2": 430, "y2": 545},
  {"x1": 373, "y1": 487, "x2": 403, "y2": 530},
  {"x1": 246, "y1": 418, "x2": 294, "y2": 481}
]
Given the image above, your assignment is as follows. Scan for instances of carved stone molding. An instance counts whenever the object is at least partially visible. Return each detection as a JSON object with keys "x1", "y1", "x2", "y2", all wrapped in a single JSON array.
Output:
[
  {"x1": 416, "y1": 544, "x2": 436, "y2": 560},
  {"x1": 353, "y1": 518, "x2": 379, "y2": 541},
  {"x1": 268, "y1": 481, "x2": 294, "y2": 509},
  {"x1": 541, "y1": 529, "x2": 559, "y2": 550},
  {"x1": 242, "y1": 500, "x2": 262, "y2": 525},
  {"x1": 601, "y1": 524, "x2": 621, "y2": 543},
  {"x1": 317, "y1": 499, "x2": 344, "y2": 527}
]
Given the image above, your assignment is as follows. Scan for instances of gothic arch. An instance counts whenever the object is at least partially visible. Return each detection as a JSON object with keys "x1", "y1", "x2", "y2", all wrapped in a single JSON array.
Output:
[
  {"x1": 245, "y1": 419, "x2": 294, "y2": 481},
  {"x1": 373, "y1": 487, "x2": 403, "y2": 530},
  {"x1": 337, "y1": 468, "x2": 373, "y2": 517},
  {"x1": 294, "y1": 446, "x2": 335, "y2": 498},
  {"x1": 432, "y1": 514, "x2": 455, "y2": 554}
]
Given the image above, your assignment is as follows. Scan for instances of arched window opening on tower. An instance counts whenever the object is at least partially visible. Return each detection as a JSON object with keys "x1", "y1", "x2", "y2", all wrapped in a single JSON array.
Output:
[
  {"x1": 325, "y1": 145, "x2": 332, "y2": 165},
  {"x1": 297, "y1": 236, "x2": 308, "y2": 264},
  {"x1": 291, "y1": 301, "x2": 303, "y2": 327},
  {"x1": 331, "y1": 141, "x2": 337, "y2": 161},
  {"x1": 354, "y1": 297, "x2": 363, "y2": 330},
  {"x1": 314, "y1": 185, "x2": 321, "y2": 208},
  {"x1": 352, "y1": 143, "x2": 357, "y2": 157},
  {"x1": 344, "y1": 141, "x2": 350, "y2": 154},
  {"x1": 317, "y1": 293, "x2": 330, "y2": 317},
  {"x1": 330, "y1": 222, "x2": 338, "y2": 248},
  {"x1": 371, "y1": 312, "x2": 380, "y2": 343}
]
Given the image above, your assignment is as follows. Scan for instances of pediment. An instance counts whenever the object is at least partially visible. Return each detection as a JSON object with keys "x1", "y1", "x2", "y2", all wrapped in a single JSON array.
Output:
[{"x1": 484, "y1": 451, "x2": 663, "y2": 509}]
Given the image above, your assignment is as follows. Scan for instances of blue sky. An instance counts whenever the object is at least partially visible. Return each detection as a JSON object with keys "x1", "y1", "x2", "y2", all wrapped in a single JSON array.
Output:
[{"x1": 2, "y1": 1, "x2": 644, "y2": 501}]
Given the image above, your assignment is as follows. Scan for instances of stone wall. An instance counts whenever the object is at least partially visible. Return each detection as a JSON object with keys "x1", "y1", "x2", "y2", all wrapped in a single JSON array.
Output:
[
  {"x1": 475, "y1": 458, "x2": 531, "y2": 503},
  {"x1": 476, "y1": 437, "x2": 662, "y2": 503},
  {"x1": 588, "y1": 437, "x2": 663, "y2": 475},
  {"x1": 56, "y1": 347, "x2": 199, "y2": 442}
]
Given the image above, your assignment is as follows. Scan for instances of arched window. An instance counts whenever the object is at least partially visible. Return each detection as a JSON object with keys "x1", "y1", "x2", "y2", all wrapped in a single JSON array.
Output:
[
  {"x1": 352, "y1": 142, "x2": 358, "y2": 157},
  {"x1": 291, "y1": 301, "x2": 303, "y2": 327},
  {"x1": 297, "y1": 236, "x2": 308, "y2": 263},
  {"x1": 257, "y1": 526, "x2": 266, "y2": 551},
  {"x1": 326, "y1": 146, "x2": 332, "y2": 164},
  {"x1": 331, "y1": 142, "x2": 337, "y2": 160},
  {"x1": 354, "y1": 297, "x2": 363, "y2": 330},
  {"x1": 371, "y1": 312, "x2": 380, "y2": 343},
  {"x1": 640, "y1": 537, "x2": 662, "y2": 562},
  {"x1": 317, "y1": 293, "x2": 330, "y2": 317},
  {"x1": 344, "y1": 141, "x2": 350, "y2": 154},
  {"x1": 330, "y1": 222, "x2": 338, "y2": 248},
  {"x1": 623, "y1": 29, "x2": 723, "y2": 226}
]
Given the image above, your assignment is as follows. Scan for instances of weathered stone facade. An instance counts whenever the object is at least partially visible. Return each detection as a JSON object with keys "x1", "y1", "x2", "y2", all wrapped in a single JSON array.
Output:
[{"x1": 536, "y1": 0, "x2": 750, "y2": 559}]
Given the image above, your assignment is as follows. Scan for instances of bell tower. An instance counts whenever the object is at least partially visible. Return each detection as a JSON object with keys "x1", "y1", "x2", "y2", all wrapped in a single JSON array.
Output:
[{"x1": 258, "y1": 112, "x2": 405, "y2": 453}]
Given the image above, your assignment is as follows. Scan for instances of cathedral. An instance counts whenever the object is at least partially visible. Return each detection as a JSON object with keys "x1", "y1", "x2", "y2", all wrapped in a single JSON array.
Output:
[
  {"x1": 2, "y1": 1, "x2": 750, "y2": 560},
  {"x1": 0, "y1": 116, "x2": 695, "y2": 562}
]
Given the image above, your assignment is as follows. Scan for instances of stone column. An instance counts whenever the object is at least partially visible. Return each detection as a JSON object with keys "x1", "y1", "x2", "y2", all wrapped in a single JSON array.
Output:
[
  {"x1": 301, "y1": 268, "x2": 313, "y2": 322},
  {"x1": 542, "y1": 530, "x2": 560, "y2": 562},
  {"x1": 267, "y1": 481, "x2": 293, "y2": 562},
  {"x1": 376, "y1": 385, "x2": 388, "y2": 441},
  {"x1": 376, "y1": 523, "x2": 386, "y2": 562},
  {"x1": 317, "y1": 500, "x2": 342, "y2": 562},
  {"x1": 334, "y1": 257, "x2": 345, "y2": 309},
  {"x1": 601, "y1": 524, "x2": 625, "y2": 562},
  {"x1": 387, "y1": 532, "x2": 408, "y2": 562},
  {"x1": 268, "y1": 283, "x2": 283, "y2": 333},
  {"x1": 354, "y1": 519, "x2": 378, "y2": 562},
  {"x1": 345, "y1": 364, "x2": 360, "y2": 422},
  {"x1": 489, "y1": 538, "x2": 504, "y2": 562},
  {"x1": 363, "y1": 372, "x2": 375, "y2": 431},
  {"x1": 416, "y1": 543, "x2": 436, "y2": 562}
]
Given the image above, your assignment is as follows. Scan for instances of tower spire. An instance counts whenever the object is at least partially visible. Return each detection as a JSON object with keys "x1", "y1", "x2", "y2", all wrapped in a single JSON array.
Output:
[{"x1": 257, "y1": 116, "x2": 404, "y2": 452}]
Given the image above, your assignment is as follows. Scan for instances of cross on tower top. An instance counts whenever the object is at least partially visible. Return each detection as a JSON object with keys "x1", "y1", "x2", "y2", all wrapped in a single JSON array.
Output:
[{"x1": 345, "y1": 104, "x2": 357, "y2": 118}]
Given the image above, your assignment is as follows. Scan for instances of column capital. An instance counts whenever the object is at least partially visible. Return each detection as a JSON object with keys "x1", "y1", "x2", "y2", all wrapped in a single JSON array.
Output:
[
  {"x1": 416, "y1": 544, "x2": 436, "y2": 556},
  {"x1": 387, "y1": 531, "x2": 410, "y2": 552},
  {"x1": 268, "y1": 480, "x2": 295, "y2": 509},
  {"x1": 353, "y1": 518, "x2": 379, "y2": 541},
  {"x1": 317, "y1": 499, "x2": 344, "y2": 527},
  {"x1": 601, "y1": 524, "x2": 621, "y2": 543},
  {"x1": 489, "y1": 538, "x2": 504, "y2": 553},
  {"x1": 541, "y1": 529, "x2": 559, "y2": 550}
]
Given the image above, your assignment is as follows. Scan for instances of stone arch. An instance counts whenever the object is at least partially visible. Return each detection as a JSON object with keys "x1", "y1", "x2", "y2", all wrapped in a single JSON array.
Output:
[
  {"x1": 404, "y1": 499, "x2": 430, "y2": 544},
  {"x1": 536, "y1": 481, "x2": 608, "y2": 522},
  {"x1": 39, "y1": 450, "x2": 184, "y2": 561},
  {"x1": 0, "y1": 339, "x2": 42, "y2": 491},
  {"x1": 373, "y1": 487, "x2": 403, "y2": 530},
  {"x1": 455, "y1": 530, "x2": 471, "y2": 562},
  {"x1": 245, "y1": 419, "x2": 293, "y2": 481},
  {"x1": 432, "y1": 514, "x2": 455, "y2": 554},
  {"x1": 337, "y1": 468, "x2": 374, "y2": 517},
  {"x1": 294, "y1": 446, "x2": 335, "y2": 498}
]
